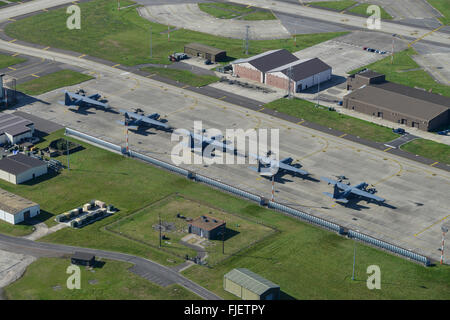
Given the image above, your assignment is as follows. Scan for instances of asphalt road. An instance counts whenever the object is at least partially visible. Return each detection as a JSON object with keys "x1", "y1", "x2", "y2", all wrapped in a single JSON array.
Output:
[{"x1": 0, "y1": 233, "x2": 222, "y2": 300}]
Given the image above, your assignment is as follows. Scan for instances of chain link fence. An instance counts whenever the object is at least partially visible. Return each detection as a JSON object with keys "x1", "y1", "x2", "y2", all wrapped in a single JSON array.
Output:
[{"x1": 65, "y1": 128, "x2": 432, "y2": 266}]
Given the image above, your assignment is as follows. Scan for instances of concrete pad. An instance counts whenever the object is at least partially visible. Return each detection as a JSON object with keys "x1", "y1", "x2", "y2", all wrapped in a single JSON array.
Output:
[
  {"x1": 0, "y1": 249, "x2": 36, "y2": 289},
  {"x1": 9, "y1": 70, "x2": 450, "y2": 262},
  {"x1": 137, "y1": 3, "x2": 291, "y2": 40}
]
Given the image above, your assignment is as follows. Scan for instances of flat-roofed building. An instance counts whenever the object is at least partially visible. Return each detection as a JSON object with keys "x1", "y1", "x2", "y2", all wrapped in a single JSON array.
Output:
[
  {"x1": 0, "y1": 113, "x2": 34, "y2": 145},
  {"x1": 0, "y1": 188, "x2": 40, "y2": 224},
  {"x1": 224, "y1": 268, "x2": 280, "y2": 300},
  {"x1": 188, "y1": 215, "x2": 225, "y2": 240},
  {"x1": 184, "y1": 43, "x2": 227, "y2": 62},
  {"x1": 0, "y1": 153, "x2": 48, "y2": 184},
  {"x1": 343, "y1": 77, "x2": 450, "y2": 131}
]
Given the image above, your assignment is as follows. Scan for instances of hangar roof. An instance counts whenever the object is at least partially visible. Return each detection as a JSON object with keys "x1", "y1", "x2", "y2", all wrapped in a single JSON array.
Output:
[
  {"x1": 345, "y1": 83, "x2": 450, "y2": 121},
  {"x1": 268, "y1": 57, "x2": 332, "y2": 81},
  {"x1": 0, "y1": 188, "x2": 38, "y2": 215},
  {"x1": 0, "y1": 153, "x2": 47, "y2": 175},
  {"x1": 232, "y1": 49, "x2": 298, "y2": 73},
  {"x1": 224, "y1": 268, "x2": 279, "y2": 295}
]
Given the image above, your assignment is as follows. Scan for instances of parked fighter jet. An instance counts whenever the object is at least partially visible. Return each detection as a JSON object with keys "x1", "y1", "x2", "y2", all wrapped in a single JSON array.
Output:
[
  {"x1": 117, "y1": 109, "x2": 169, "y2": 130},
  {"x1": 321, "y1": 177, "x2": 385, "y2": 203},
  {"x1": 248, "y1": 152, "x2": 308, "y2": 177},
  {"x1": 58, "y1": 90, "x2": 110, "y2": 110}
]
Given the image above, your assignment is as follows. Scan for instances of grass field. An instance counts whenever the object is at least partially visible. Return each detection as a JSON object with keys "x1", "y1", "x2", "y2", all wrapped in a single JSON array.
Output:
[
  {"x1": 312, "y1": 0, "x2": 358, "y2": 11},
  {"x1": 198, "y1": 3, "x2": 253, "y2": 19},
  {"x1": 4, "y1": 0, "x2": 347, "y2": 66},
  {"x1": 401, "y1": 139, "x2": 450, "y2": 165},
  {"x1": 140, "y1": 66, "x2": 219, "y2": 87},
  {"x1": 242, "y1": 10, "x2": 277, "y2": 21},
  {"x1": 348, "y1": 3, "x2": 393, "y2": 19},
  {"x1": 427, "y1": 0, "x2": 450, "y2": 25},
  {"x1": 0, "y1": 130, "x2": 449, "y2": 299},
  {"x1": 4, "y1": 257, "x2": 200, "y2": 300},
  {"x1": 108, "y1": 194, "x2": 275, "y2": 265},
  {"x1": 264, "y1": 98, "x2": 399, "y2": 142},
  {"x1": 182, "y1": 203, "x2": 450, "y2": 300},
  {"x1": 16, "y1": 70, "x2": 94, "y2": 96},
  {"x1": 0, "y1": 53, "x2": 26, "y2": 69},
  {"x1": 350, "y1": 48, "x2": 450, "y2": 97}
]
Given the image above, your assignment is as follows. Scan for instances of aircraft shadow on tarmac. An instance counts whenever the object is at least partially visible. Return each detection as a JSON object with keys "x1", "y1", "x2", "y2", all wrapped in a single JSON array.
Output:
[{"x1": 331, "y1": 198, "x2": 397, "y2": 211}]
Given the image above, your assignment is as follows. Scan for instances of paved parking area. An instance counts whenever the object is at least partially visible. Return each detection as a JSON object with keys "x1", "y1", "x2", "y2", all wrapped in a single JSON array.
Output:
[
  {"x1": 137, "y1": 3, "x2": 291, "y2": 40},
  {"x1": 8, "y1": 70, "x2": 450, "y2": 262},
  {"x1": 293, "y1": 31, "x2": 408, "y2": 76}
]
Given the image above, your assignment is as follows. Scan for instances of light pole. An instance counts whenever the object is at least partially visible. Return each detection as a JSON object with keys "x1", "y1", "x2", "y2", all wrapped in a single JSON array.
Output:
[
  {"x1": 441, "y1": 225, "x2": 448, "y2": 265},
  {"x1": 150, "y1": 26, "x2": 152, "y2": 59},
  {"x1": 66, "y1": 138, "x2": 70, "y2": 170},
  {"x1": 352, "y1": 241, "x2": 356, "y2": 280}
]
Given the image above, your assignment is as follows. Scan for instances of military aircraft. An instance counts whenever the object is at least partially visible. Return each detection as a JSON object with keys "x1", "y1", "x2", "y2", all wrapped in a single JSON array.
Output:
[
  {"x1": 58, "y1": 90, "x2": 110, "y2": 111},
  {"x1": 248, "y1": 152, "x2": 308, "y2": 177},
  {"x1": 175, "y1": 129, "x2": 234, "y2": 154},
  {"x1": 117, "y1": 109, "x2": 169, "y2": 130},
  {"x1": 321, "y1": 177, "x2": 385, "y2": 203}
]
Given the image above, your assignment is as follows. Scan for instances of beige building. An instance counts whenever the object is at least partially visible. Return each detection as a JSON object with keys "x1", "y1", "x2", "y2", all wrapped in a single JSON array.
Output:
[
  {"x1": 0, "y1": 188, "x2": 40, "y2": 224},
  {"x1": 0, "y1": 153, "x2": 47, "y2": 184},
  {"x1": 224, "y1": 268, "x2": 280, "y2": 300},
  {"x1": 0, "y1": 113, "x2": 34, "y2": 145}
]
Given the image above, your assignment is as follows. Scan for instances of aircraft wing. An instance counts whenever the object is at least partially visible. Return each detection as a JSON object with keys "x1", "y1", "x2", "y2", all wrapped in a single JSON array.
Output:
[
  {"x1": 140, "y1": 117, "x2": 169, "y2": 129},
  {"x1": 278, "y1": 162, "x2": 308, "y2": 175},
  {"x1": 321, "y1": 177, "x2": 338, "y2": 185},
  {"x1": 350, "y1": 188, "x2": 385, "y2": 202},
  {"x1": 81, "y1": 96, "x2": 109, "y2": 108},
  {"x1": 88, "y1": 93, "x2": 101, "y2": 100}
]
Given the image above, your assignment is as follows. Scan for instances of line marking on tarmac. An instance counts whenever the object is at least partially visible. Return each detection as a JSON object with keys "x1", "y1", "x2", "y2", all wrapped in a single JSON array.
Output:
[
  {"x1": 181, "y1": 85, "x2": 189, "y2": 89},
  {"x1": 31, "y1": 74, "x2": 40, "y2": 78},
  {"x1": 111, "y1": 64, "x2": 120, "y2": 68},
  {"x1": 218, "y1": 96, "x2": 227, "y2": 100},
  {"x1": 43, "y1": 46, "x2": 50, "y2": 51},
  {"x1": 8, "y1": 18, "x2": 16, "y2": 22},
  {"x1": 8, "y1": 67, "x2": 16, "y2": 71},
  {"x1": 339, "y1": 133, "x2": 347, "y2": 138},
  {"x1": 408, "y1": 25, "x2": 444, "y2": 47},
  {"x1": 383, "y1": 147, "x2": 392, "y2": 152},
  {"x1": 430, "y1": 161, "x2": 439, "y2": 167},
  {"x1": 78, "y1": 54, "x2": 86, "y2": 59},
  {"x1": 8, "y1": 39, "x2": 16, "y2": 43},
  {"x1": 414, "y1": 214, "x2": 450, "y2": 237},
  {"x1": 146, "y1": 74, "x2": 156, "y2": 78},
  {"x1": 257, "y1": 107, "x2": 264, "y2": 112},
  {"x1": 297, "y1": 120, "x2": 305, "y2": 125}
]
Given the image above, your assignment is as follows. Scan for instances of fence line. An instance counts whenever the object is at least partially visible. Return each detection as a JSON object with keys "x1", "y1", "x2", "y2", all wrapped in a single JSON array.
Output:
[{"x1": 64, "y1": 128, "x2": 432, "y2": 266}]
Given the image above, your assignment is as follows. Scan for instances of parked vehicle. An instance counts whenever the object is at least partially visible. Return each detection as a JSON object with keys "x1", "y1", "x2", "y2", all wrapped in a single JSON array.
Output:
[
  {"x1": 392, "y1": 128, "x2": 406, "y2": 134},
  {"x1": 204, "y1": 59, "x2": 212, "y2": 65}
]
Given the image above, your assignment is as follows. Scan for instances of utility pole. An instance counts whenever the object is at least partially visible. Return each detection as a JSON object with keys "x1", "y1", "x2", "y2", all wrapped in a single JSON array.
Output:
[
  {"x1": 316, "y1": 74, "x2": 321, "y2": 107},
  {"x1": 391, "y1": 34, "x2": 395, "y2": 65},
  {"x1": 287, "y1": 66, "x2": 293, "y2": 99},
  {"x1": 150, "y1": 26, "x2": 152, "y2": 59},
  {"x1": 441, "y1": 225, "x2": 448, "y2": 265},
  {"x1": 222, "y1": 223, "x2": 225, "y2": 254},
  {"x1": 159, "y1": 212, "x2": 162, "y2": 248},
  {"x1": 271, "y1": 174, "x2": 275, "y2": 202},
  {"x1": 245, "y1": 25, "x2": 250, "y2": 55},
  {"x1": 66, "y1": 138, "x2": 70, "y2": 170},
  {"x1": 352, "y1": 241, "x2": 356, "y2": 280}
]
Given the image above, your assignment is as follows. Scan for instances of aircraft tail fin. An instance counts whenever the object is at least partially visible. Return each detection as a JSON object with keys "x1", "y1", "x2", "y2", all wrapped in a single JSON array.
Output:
[
  {"x1": 64, "y1": 92, "x2": 71, "y2": 106},
  {"x1": 333, "y1": 183, "x2": 340, "y2": 199}
]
